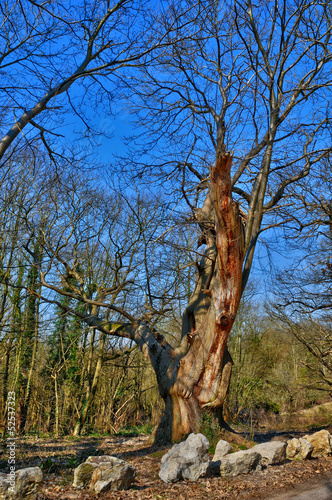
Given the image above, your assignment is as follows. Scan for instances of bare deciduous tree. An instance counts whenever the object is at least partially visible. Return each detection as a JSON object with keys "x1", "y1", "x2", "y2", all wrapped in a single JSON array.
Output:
[
  {"x1": 112, "y1": 0, "x2": 332, "y2": 440},
  {"x1": 0, "y1": 0, "x2": 198, "y2": 165},
  {"x1": 2, "y1": 0, "x2": 332, "y2": 443},
  {"x1": 270, "y1": 157, "x2": 332, "y2": 395}
]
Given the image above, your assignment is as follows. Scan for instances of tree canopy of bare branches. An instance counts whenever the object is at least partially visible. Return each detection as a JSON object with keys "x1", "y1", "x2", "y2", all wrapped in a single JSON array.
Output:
[{"x1": 1, "y1": 0, "x2": 332, "y2": 443}]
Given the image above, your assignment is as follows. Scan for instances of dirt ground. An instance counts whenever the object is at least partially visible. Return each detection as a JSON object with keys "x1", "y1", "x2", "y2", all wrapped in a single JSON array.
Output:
[{"x1": 1, "y1": 429, "x2": 332, "y2": 499}]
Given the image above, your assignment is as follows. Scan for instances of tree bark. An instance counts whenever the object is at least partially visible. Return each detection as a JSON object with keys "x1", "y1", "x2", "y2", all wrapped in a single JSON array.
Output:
[
  {"x1": 171, "y1": 151, "x2": 244, "y2": 400},
  {"x1": 136, "y1": 153, "x2": 245, "y2": 443}
]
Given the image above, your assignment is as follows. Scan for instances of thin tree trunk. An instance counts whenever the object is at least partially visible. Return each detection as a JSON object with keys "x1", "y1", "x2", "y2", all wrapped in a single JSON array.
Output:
[
  {"x1": 14, "y1": 325, "x2": 24, "y2": 434},
  {"x1": 73, "y1": 333, "x2": 106, "y2": 436},
  {"x1": 53, "y1": 373, "x2": 59, "y2": 438},
  {"x1": 20, "y1": 293, "x2": 40, "y2": 434},
  {"x1": 1, "y1": 343, "x2": 12, "y2": 439}
]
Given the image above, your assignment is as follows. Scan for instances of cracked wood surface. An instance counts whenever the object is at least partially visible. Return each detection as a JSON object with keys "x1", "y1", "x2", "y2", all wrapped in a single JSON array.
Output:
[{"x1": 170, "y1": 153, "x2": 245, "y2": 408}]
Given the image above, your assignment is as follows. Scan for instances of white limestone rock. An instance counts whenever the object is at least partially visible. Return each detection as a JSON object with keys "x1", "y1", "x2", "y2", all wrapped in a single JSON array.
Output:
[
  {"x1": 0, "y1": 467, "x2": 42, "y2": 500},
  {"x1": 250, "y1": 441, "x2": 287, "y2": 465},
  {"x1": 74, "y1": 455, "x2": 136, "y2": 492},
  {"x1": 90, "y1": 463, "x2": 136, "y2": 493},
  {"x1": 85, "y1": 455, "x2": 124, "y2": 467},
  {"x1": 73, "y1": 462, "x2": 98, "y2": 489},
  {"x1": 218, "y1": 450, "x2": 261, "y2": 477},
  {"x1": 0, "y1": 473, "x2": 12, "y2": 500},
  {"x1": 159, "y1": 433, "x2": 210, "y2": 483},
  {"x1": 286, "y1": 438, "x2": 314, "y2": 460},
  {"x1": 209, "y1": 439, "x2": 233, "y2": 474},
  {"x1": 303, "y1": 430, "x2": 332, "y2": 458}
]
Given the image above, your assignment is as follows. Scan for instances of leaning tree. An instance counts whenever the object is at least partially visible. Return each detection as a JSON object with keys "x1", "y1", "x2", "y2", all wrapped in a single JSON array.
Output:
[{"x1": 5, "y1": 0, "x2": 332, "y2": 442}]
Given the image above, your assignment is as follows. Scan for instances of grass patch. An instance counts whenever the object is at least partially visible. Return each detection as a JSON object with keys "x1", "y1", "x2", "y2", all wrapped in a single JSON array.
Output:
[
  {"x1": 151, "y1": 450, "x2": 166, "y2": 459},
  {"x1": 115, "y1": 422, "x2": 154, "y2": 437},
  {"x1": 237, "y1": 444, "x2": 248, "y2": 450}
]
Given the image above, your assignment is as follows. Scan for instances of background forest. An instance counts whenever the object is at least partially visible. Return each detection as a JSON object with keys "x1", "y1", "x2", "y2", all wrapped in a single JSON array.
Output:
[
  {"x1": 1, "y1": 161, "x2": 331, "y2": 438},
  {"x1": 0, "y1": 0, "x2": 332, "y2": 440}
]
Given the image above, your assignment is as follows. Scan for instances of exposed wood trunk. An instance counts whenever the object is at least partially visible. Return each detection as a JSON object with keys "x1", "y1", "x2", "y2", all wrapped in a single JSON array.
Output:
[
  {"x1": 135, "y1": 153, "x2": 245, "y2": 443},
  {"x1": 171, "y1": 153, "x2": 244, "y2": 405},
  {"x1": 153, "y1": 345, "x2": 233, "y2": 444}
]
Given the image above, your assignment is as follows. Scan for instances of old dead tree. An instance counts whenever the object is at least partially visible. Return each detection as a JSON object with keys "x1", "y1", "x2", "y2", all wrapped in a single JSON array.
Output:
[{"x1": 130, "y1": 152, "x2": 245, "y2": 442}]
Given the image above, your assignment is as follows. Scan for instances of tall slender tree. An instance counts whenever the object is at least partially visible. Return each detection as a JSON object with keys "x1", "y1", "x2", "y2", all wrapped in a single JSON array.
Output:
[{"x1": 17, "y1": 238, "x2": 42, "y2": 434}]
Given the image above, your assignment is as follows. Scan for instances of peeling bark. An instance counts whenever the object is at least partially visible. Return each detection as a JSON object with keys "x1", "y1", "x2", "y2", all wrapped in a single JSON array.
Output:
[
  {"x1": 170, "y1": 153, "x2": 244, "y2": 408},
  {"x1": 137, "y1": 153, "x2": 245, "y2": 443}
]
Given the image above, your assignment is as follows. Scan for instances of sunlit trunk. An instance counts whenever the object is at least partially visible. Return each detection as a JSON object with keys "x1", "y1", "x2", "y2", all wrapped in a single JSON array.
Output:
[{"x1": 148, "y1": 153, "x2": 245, "y2": 443}]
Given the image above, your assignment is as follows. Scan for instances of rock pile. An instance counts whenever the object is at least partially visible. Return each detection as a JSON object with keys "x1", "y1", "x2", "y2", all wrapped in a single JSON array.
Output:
[
  {"x1": 1, "y1": 428, "x2": 331, "y2": 495},
  {"x1": 159, "y1": 429, "x2": 332, "y2": 482},
  {"x1": 286, "y1": 429, "x2": 332, "y2": 460},
  {"x1": 209, "y1": 440, "x2": 287, "y2": 477}
]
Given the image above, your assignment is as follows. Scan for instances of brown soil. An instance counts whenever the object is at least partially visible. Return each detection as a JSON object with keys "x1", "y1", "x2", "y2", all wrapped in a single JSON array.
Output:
[{"x1": 1, "y1": 429, "x2": 332, "y2": 499}]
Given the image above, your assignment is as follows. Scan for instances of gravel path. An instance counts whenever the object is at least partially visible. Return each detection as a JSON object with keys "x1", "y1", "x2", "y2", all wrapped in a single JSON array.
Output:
[{"x1": 270, "y1": 472, "x2": 332, "y2": 499}]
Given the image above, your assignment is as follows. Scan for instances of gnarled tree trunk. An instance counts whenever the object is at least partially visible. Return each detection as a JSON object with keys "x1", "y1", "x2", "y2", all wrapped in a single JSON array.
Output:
[{"x1": 133, "y1": 153, "x2": 245, "y2": 443}]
